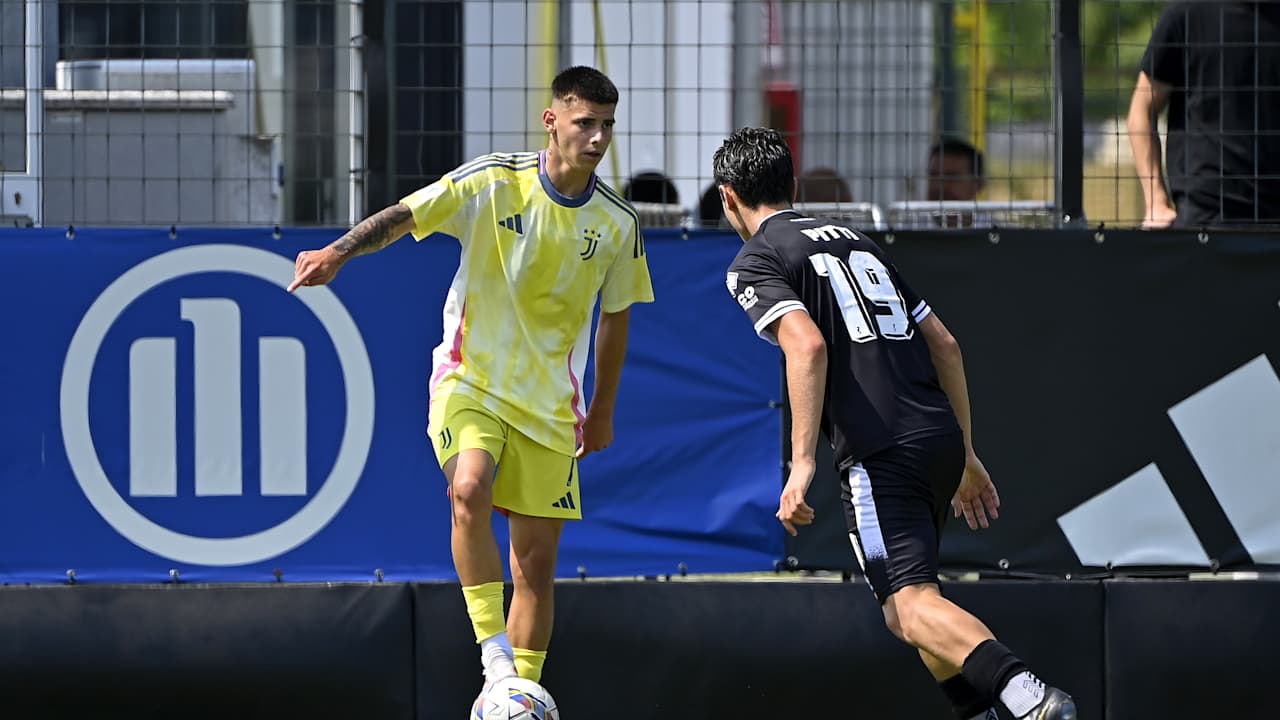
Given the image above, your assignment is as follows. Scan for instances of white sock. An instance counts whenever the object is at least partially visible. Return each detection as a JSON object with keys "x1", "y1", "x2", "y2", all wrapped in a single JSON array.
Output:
[
  {"x1": 1000, "y1": 671, "x2": 1047, "y2": 718},
  {"x1": 480, "y1": 632, "x2": 516, "y2": 680}
]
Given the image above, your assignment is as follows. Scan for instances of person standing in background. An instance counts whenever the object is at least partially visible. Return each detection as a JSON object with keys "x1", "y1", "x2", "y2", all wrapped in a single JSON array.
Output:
[{"x1": 1127, "y1": 2, "x2": 1280, "y2": 228}]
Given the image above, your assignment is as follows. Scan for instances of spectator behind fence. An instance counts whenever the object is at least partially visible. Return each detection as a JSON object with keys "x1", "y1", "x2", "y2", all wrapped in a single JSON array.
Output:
[
  {"x1": 925, "y1": 137, "x2": 991, "y2": 228},
  {"x1": 1127, "y1": 2, "x2": 1280, "y2": 228},
  {"x1": 796, "y1": 167, "x2": 854, "y2": 204},
  {"x1": 699, "y1": 183, "x2": 727, "y2": 229},
  {"x1": 623, "y1": 170, "x2": 680, "y2": 205}
]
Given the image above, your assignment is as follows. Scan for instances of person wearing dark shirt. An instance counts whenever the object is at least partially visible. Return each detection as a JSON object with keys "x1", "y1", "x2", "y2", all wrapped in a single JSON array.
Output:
[
  {"x1": 715, "y1": 127, "x2": 1076, "y2": 720},
  {"x1": 1127, "y1": 1, "x2": 1280, "y2": 227}
]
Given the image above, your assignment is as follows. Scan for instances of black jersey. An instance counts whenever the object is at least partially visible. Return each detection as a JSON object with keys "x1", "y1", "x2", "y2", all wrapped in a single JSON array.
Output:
[{"x1": 726, "y1": 209, "x2": 960, "y2": 469}]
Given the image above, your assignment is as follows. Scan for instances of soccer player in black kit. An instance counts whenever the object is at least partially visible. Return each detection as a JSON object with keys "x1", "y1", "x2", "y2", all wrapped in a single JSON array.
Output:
[{"x1": 714, "y1": 127, "x2": 1077, "y2": 720}]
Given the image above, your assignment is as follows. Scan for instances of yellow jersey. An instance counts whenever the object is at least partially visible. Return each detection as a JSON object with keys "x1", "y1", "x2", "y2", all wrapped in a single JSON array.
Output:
[{"x1": 400, "y1": 150, "x2": 655, "y2": 454}]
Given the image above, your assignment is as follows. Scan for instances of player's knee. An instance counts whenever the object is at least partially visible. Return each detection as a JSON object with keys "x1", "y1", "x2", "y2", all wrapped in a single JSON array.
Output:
[
  {"x1": 889, "y1": 588, "x2": 933, "y2": 649},
  {"x1": 881, "y1": 603, "x2": 906, "y2": 642},
  {"x1": 896, "y1": 606, "x2": 927, "y2": 648},
  {"x1": 449, "y1": 473, "x2": 493, "y2": 519}
]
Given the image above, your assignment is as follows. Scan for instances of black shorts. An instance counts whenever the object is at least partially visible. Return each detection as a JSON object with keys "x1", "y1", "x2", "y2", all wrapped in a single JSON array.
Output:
[{"x1": 840, "y1": 432, "x2": 965, "y2": 603}]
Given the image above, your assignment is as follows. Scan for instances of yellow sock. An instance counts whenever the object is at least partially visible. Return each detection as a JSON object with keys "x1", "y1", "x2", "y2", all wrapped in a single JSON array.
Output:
[
  {"x1": 513, "y1": 648, "x2": 547, "y2": 683},
  {"x1": 461, "y1": 582, "x2": 506, "y2": 643}
]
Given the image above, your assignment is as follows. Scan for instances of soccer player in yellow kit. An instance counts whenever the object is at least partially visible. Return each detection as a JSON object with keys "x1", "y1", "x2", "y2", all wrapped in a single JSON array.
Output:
[{"x1": 288, "y1": 66, "x2": 653, "y2": 696}]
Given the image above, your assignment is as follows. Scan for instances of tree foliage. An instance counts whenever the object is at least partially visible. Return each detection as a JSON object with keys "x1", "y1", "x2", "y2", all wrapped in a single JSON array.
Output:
[{"x1": 952, "y1": 0, "x2": 1165, "y2": 123}]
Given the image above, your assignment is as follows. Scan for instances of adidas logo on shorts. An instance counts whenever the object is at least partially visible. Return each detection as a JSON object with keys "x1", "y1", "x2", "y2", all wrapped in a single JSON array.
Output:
[{"x1": 551, "y1": 492, "x2": 576, "y2": 510}]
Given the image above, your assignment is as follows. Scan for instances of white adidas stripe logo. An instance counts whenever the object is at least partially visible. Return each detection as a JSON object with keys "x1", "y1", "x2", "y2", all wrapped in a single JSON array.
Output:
[{"x1": 1058, "y1": 354, "x2": 1280, "y2": 566}]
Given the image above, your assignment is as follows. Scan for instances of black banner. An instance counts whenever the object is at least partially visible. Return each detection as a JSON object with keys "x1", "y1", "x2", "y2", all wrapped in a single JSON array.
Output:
[{"x1": 785, "y1": 229, "x2": 1280, "y2": 574}]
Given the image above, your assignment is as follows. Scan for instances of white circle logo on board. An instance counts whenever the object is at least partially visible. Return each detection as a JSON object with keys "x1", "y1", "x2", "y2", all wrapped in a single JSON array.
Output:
[{"x1": 59, "y1": 245, "x2": 375, "y2": 566}]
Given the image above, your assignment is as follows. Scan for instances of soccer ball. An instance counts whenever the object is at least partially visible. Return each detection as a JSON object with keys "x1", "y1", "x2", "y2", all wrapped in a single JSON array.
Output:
[{"x1": 471, "y1": 676, "x2": 559, "y2": 720}]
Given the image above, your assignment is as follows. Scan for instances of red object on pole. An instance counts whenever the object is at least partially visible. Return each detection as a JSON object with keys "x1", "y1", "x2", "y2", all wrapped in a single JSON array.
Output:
[{"x1": 765, "y1": 81, "x2": 802, "y2": 173}]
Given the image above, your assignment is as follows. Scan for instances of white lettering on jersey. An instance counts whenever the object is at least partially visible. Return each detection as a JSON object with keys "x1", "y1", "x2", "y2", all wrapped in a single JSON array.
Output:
[
  {"x1": 800, "y1": 224, "x2": 858, "y2": 242},
  {"x1": 737, "y1": 285, "x2": 759, "y2": 310},
  {"x1": 726, "y1": 272, "x2": 739, "y2": 294}
]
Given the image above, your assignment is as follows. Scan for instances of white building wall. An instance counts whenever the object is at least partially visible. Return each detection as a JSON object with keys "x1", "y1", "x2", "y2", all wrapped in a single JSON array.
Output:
[
  {"x1": 782, "y1": 0, "x2": 934, "y2": 207},
  {"x1": 463, "y1": 0, "x2": 734, "y2": 213}
]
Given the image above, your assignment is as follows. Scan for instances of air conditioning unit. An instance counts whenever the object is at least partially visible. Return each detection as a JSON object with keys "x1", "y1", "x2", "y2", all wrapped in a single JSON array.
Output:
[{"x1": 56, "y1": 58, "x2": 256, "y2": 94}]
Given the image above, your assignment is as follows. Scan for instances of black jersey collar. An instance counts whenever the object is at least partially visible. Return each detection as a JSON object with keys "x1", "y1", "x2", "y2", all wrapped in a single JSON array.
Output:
[{"x1": 756, "y1": 208, "x2": 802, "y2": 233}]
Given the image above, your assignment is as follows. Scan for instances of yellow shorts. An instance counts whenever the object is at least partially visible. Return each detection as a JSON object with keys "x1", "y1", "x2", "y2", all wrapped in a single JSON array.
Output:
[{"x1": 428, "y1": 391, "x2": 581, "y2": 520}]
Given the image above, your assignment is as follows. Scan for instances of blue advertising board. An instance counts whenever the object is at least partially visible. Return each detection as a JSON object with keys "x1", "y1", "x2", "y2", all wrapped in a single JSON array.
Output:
[{"x1": 0, "y1": 227, "x2": 782, "y2": 582}]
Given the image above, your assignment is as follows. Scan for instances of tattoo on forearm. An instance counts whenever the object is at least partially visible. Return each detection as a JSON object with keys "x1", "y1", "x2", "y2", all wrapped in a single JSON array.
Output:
[{"x1": 330, "y1": 204, "x2": 412, "y2": 257}]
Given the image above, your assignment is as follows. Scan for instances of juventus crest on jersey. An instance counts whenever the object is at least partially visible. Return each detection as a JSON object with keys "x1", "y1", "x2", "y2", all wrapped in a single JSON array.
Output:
[{"x1": 727, "y1": 210, "x2": 960, "y2": 469}]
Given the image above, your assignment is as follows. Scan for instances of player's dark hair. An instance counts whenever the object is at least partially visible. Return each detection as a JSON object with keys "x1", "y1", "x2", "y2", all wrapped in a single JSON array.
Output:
[
  {"x1": 929, "y1": 135, "x2": 985, "y2": 179},
  {"x1": 552, "y1": 66, "x2": 619, "y2": 106},
  {"x1": 712, "y1": 127, "x2": 795, "y2": 209}
]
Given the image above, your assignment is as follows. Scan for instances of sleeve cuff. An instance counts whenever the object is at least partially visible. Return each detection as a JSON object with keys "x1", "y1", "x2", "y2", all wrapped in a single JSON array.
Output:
[
  {"x1": 912, "y1": 299, "x2": 932, "y2": 323},
  {"x1": 753, "y1": 301, "x2": 809, "y2": 345}
]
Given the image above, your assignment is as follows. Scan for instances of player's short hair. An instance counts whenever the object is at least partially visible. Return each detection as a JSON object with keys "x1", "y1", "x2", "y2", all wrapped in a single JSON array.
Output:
[
  {"x1": 929, "y1": 135, "x2": 985, "y2": 179},
  {"x1": 712, "y1": 127, "x2": 794, "y2": 209},
  {"x1": 552, "y1": 66, "x2": 619, "y2": 106}
]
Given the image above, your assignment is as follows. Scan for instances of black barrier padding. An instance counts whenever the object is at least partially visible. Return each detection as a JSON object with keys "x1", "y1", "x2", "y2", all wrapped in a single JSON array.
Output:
[
  {"x1": 413, "y1": 580, "x2": 1103, "y2": 719},
  {"x1": 944, "y1": 581, "x2": 1105, "y2": 719},
  {"x1": 413, "y1": 582, "x2": 491, "y2": 719},
  {"x1": 536, "y1": 581, "x2": 938, "y2": 718},
  {"x1": 1106, "y1": 579, "x2": 1279, "y2": 716},
  {"x1": 0, "y1": 584, "x2": 415, "y2": 719}
]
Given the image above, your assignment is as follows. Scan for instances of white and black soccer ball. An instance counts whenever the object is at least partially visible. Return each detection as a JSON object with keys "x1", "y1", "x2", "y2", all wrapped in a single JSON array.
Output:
[{"x1": 470, "y1": 676, "x2": 559, "y2": 720}]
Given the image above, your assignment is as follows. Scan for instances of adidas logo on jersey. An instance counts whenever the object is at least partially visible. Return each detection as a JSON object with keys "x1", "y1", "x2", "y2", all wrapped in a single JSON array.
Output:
[
  {"x1": 499, "y1": 214, "x2": 524, "y2": 234},
  {"x1": 551, "y1": 492, "x2": 577, "y2": 510}
]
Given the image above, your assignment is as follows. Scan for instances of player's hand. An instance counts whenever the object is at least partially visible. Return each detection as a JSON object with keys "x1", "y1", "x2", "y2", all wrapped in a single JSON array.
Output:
[
  {"x1": 777, "y1": 458, "x2": 816, "y2": 536},
  {"x1": 288, "y1": 247, "x2": 346, "y2": 292},
  {"x1": 1142, "y1": 203, "x2": 1177, "y2": 230},
  {"x1": 575, "y1": 410, "x2": 613, "y2": 459},
  {"x1": 950, "y1": 452, "x2": 1000, "y2": 530}
]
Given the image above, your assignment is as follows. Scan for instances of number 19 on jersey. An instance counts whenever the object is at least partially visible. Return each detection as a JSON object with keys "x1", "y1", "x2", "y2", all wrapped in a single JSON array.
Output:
[{"x1": 808, "y1": 251, "x2": 913, "y2": 343}]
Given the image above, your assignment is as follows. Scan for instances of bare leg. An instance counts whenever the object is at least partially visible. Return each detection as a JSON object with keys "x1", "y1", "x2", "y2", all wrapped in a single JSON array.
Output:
[
  {"x1": 445, "y1": 449, "x2": 503, "y2": 585},
  {"x1": 882, "y1": 583, "x2": 995, "y2": 669},
  {"x1": 506, "y1": 512, "x2": 564, "y2": 652},
  {"x1": 919, "y1": 647, "x2": 962, "y2": 680}
]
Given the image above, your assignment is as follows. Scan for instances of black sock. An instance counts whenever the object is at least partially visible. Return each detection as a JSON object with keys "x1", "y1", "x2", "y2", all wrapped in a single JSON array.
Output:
[
  {"x1": 939, "y1": 674, "x2": 992, "y2": 719},
  {"x1": 960, "y1": 639, "x2": 1027, "y2": 705}
]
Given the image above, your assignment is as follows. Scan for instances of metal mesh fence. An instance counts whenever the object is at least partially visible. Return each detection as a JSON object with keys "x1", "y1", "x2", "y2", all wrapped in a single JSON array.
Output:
[{"x1": 2, "y1": 1, "x2": 1276, "y2": 229}]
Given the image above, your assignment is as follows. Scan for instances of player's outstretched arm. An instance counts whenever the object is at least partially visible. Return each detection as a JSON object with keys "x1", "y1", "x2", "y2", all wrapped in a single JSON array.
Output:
[{"x1": 288, "y1": 203, "x2": 416, "y2": 292}]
